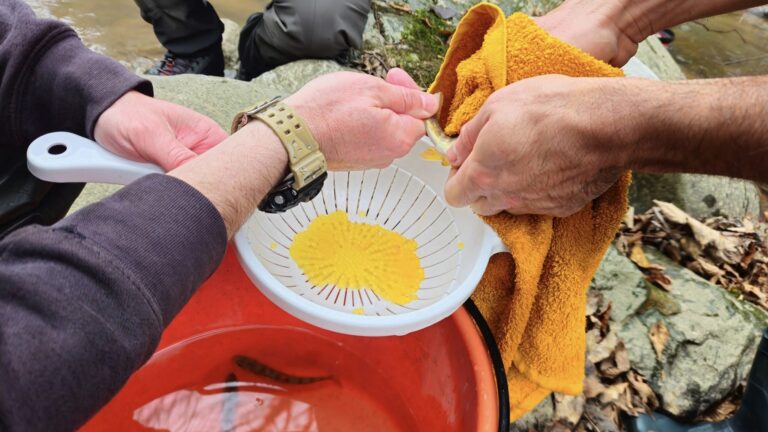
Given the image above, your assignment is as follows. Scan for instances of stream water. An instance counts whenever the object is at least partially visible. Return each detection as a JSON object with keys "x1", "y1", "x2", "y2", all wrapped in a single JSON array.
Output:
[
  {"x1": 668, "y1": 10, "x2": 768, "y2": 79},
  {"x1": 26, "y1": 1, "x2": 768, "y2": 79},
  {"x1": 25, "y1": 0, "x2": 266, "y2": 71}
]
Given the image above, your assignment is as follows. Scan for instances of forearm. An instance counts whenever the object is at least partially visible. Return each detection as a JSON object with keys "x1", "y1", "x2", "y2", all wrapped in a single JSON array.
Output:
[
  {"x1": 0, "y1": 176, "x2": 226, "y2": 430},
  {"x1": 538, "y1": 0, "x2": 768, "y2": 66},
  {"x1": 0, "y1": 0, "x2": 151, "y2": 149},
  {"x1": 615, "y1": 0, "x2": 767, "y2": 41},
  {"x1": 624, "y1": 76, "x2": 768, "y2": 183},
  {"x1": 169, "y1": 121, "x2": 288, "y2": 238}
]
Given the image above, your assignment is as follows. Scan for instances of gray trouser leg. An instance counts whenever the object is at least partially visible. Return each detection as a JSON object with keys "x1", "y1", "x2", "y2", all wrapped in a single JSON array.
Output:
[
  {"x1": 240, "y1": 0, "x2": 370, "y2": 74},
  {"x1": 134, "y1": 0, "x2": 223, "y2": 56}
]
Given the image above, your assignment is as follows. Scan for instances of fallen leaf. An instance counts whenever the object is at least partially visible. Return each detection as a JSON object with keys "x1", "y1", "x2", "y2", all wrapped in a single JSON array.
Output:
[
  {"x1": 587, "y1": 330, "x2": 619, "y2": 364},
  {"x1": 623, "y1": 207, "x2": 635, "y2": 229},
  {"x1": 629, "y1": 244, "x2": 652, "y2": 269},
  {"x1": 598, "y1": 382, "x2": 628, "y2": 404},
  {"x1": 646, "y1": 268, "x2": 673, "y2": 291},
  {"x1": 688, "y1": 257, "x2": 725, "y2": 279},
  {"x1": 648, "y1": 321, "x2": 669, "y2": 360},
  {"x1": 654, "y1": 200, "x2": 742, "y2": 264},
  {"x1": 627, "y1": 370, "x2": 659, "y2": 411},
  {"x1": 554, "y1": 394, "x2": 585, "y2": 426},
  {"x1": 583, "y1": 374, "x2": 607, "y2": 399},
  {"x1": 599, "y1": 341, "x2": 631, "y2": 378}
]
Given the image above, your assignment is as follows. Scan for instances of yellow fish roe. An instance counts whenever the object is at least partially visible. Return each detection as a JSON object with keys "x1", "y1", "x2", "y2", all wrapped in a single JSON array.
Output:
[
  {"x1": 290, "y1": 211, "x2": 424, "y2": 305},
  {"x1": 420, "y1": 147, "x2": 450, "y2": 166}
]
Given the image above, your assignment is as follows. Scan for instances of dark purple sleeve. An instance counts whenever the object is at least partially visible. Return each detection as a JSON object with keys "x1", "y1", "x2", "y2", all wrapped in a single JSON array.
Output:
[
  {"x1": 0, "y1": 0, "x2": 152, "y2": 151},
  {"x1": 0, "y1": 174, "x2": 227, "y2": 431}
]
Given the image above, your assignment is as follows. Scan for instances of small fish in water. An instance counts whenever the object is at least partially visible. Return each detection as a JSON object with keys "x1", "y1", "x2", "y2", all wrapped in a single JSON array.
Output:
[{"x1": 233, "y1": 355, "x2": 331, "y2": 385}]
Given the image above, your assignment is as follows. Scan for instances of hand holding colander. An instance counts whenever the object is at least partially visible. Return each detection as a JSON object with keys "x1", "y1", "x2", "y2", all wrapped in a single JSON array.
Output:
[{"x1": 27, "y1": 132, "x2": 507, "y2": 336}]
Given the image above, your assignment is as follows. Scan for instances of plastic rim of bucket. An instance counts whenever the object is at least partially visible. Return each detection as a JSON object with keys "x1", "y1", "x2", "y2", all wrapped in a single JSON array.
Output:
[{"x1": 464, "y1": 299, "x2": 510, "y2": 432}]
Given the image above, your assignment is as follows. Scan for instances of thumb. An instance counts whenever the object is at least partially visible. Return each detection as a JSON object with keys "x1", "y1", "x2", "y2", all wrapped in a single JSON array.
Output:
[
  {"x1": 150, "y1": 136, "x2": 198, "y2": 171},
  {"x1": 377, "y1": 81, "x2": 440, "y2": 119},
  {"x1": 446, "y1": 111, "x2": 486, "y2": 167}
]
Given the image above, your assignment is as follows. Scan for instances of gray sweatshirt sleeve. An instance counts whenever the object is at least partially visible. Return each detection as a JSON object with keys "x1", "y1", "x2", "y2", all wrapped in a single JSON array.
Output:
[
  {"x1": 0, "y1": 0, "x2": 152, "y2": 150},
  {"x1": 0, "y1": 174, "x2": 227, "y2": 431}
]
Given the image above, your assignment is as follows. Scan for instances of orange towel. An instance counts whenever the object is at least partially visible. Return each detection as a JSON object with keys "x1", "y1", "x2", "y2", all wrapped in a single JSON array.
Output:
[{"x1": 428, "y1": 4, "x2": 630, "y2": 421}]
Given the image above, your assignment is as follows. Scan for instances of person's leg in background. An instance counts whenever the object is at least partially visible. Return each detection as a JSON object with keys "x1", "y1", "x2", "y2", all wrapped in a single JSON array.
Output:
[
  {"x1": 237, "y1": 0, "x2": 370, "y2": 81},
  {"x1": 135, "y1": 0, "x2": 225, "y2": 76}
]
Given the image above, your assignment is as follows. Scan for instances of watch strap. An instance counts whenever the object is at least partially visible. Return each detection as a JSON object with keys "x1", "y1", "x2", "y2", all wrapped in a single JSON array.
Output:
[
  {"x1": 231, "y1": 97, "x2": 327, "y2": 191},
  {"x1": 253, "y1": 101, "x2": 326, "y2": 189}
]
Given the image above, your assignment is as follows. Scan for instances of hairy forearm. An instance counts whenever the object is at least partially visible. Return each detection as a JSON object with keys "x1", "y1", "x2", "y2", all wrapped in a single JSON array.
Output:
[
  {"x1": 540, "y1": 0, "x2": 767, "y2": 66},
  {"x1": 169, "y1": 122, "x2": 288, "y2": 238},
  {"x1": 616, "y1": 0, "x2": 767, "y2": 41},
  {"x1": 626, "y1": 76, "x2": 768, "y2": 183}
]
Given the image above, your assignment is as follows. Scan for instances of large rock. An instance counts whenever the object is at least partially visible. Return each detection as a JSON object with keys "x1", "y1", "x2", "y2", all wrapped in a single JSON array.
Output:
[
  {"x1": 635, "y1": 36, "x2": 686, "y2": 81},
  {"x1": 221, "y1": 18, "x2": 241, "y2": 71},
  {"x1": 249, "y1": 59, "x2": 352, "y2": 94},
  {"x1": 592, "y1": 246, "x2": 768, "y2": 418},
  {"x1": 630, "y1": 174, "x2": 762, "y2": 219},
  {"x1": 509, "y1": 396, "x2": 554, "y2": 432}
]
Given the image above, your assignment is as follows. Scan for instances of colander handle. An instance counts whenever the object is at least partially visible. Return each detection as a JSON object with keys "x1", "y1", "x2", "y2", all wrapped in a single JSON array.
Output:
[
  {"x1": 489, "y1": 230, "x2": 509, "y2": 255},
  {"x1": 27, "y1": 132, "x2": 164, "y2": 186}
]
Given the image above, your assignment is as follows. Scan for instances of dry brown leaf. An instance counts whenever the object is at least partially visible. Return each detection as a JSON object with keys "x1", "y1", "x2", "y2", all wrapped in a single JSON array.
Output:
[
  {"x1": 599, "y1": 341, "x2": 631, "y2": 378},
  {"x1": 698, "y1": 399, "x2": 739, "y2": 422},
  {"x1": 587, "y1": 329, "x2": 619, "y2": 364},
  {"x1": 689, "y1": 257, "x2": 725, "y2": 278},
  {"x1": 652, "y1": 200, "x2": 688, "y2": 224},
  {"x1": 648, "y1": 321, "x2": 670, "y2": 360},
  {"x1": 680, "y1": 236, "x2": 703, "y2": 259},
  {"x1": 554, "y1": 394, "x2": 585, "y2": 425},
  {"x1": 654, "y1": 200, "x2": 742, "y2": 264},
  {"x1": 598, "y1": 382, "x2": 629, "y2": 404},
  {"x1": 623, "y1": 207, "x2": 635, "y2": 229},
  {"x1": 629, "y1": 244, "x2": 652, "y2": 269},
  {"x1": 583, "y1": 374, "x2": 607, "y2": 399},
  {"x1": 627, "y1": 370, "x2": 659, "y2": 411},
  {"x1": 646, "y1": 268, "x2": 673, "y2": 291}
]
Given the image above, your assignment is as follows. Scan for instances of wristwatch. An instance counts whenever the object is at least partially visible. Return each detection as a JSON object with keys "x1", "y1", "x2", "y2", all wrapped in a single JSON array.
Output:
[{"x1": 231, "y1": 96, "x2": 327, "y2": 213}]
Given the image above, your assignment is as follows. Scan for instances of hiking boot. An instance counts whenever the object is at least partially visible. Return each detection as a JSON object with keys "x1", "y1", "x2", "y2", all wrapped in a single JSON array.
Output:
[
  {"x1": 627, "y1": 328, "x2": 768, "y2": 432},
  {"x1": 147, "y1": 48, "x2": 224, "y2": 77}
]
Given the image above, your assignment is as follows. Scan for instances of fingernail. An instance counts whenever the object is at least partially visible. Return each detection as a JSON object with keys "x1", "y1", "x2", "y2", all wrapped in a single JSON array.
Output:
[{"x1": 446, "y1": 148, "x2": 457, "y2": 165}]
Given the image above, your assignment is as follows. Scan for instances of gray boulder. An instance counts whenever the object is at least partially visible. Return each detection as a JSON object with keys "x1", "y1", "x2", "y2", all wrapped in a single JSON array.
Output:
[
  {"x1": 249, "y1": 59, "x2": 352, "y2": 94},
  {"x1": 592, "y1": 246, "x2": 768, "y2": 418},
  {"x1": 509, "y1": 396, "x2": 555, "y2": 431},
  {"x1": 630, "y1": 174, "x2": 762, "y2": 220},
  {"x1": 147, "y1": 74, "x2": 280, "y2": 130},
  {"x1": 221, "y1": 18, "x2": 240, "y2": 71}
]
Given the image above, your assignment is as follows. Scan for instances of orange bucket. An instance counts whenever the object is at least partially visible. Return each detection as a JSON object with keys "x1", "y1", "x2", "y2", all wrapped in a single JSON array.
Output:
[{"x1": 82, "y1": 247, "x2": 509, "y2": 431}]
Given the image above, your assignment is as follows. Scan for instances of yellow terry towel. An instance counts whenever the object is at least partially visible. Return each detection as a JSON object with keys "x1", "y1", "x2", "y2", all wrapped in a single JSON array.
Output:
[{"x1": 428, "y1": 4, "x2": 630, "y2": 421}]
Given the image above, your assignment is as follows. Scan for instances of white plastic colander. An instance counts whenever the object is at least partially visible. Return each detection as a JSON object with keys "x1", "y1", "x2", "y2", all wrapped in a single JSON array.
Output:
[
  {"x1": 27, "y1": 57, "x2": 657, "y2": 337},
  {"x1": 27, "y1": 133, "x2": 504, "y2": 337}
]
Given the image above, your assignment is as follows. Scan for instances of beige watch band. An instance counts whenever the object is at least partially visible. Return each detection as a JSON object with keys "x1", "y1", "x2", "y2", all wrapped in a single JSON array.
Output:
[{"x1": 231, "y1": 97, "x2": 327, "y2": 189}]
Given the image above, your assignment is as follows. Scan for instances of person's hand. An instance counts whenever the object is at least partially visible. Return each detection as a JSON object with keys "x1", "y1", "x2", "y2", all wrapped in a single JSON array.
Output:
[
  {"x1": 534, "y1": 0, "x2": 641, "y2": 67},
  {"x1": 284, "y1": 68, "x2": 439, "y2": 170},
  {"x1": 94, "y1": 91, "x2": 228, "y2": 171},
  {"x1": 444, "y1": 74, "x2": 638, "y2": 218}
]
